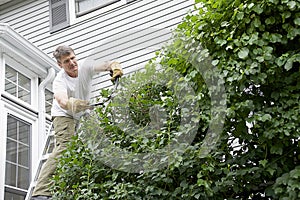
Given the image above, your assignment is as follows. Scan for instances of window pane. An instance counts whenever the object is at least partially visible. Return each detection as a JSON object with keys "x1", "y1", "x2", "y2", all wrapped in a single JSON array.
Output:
[
  {"x1": 19, "y1": 73, "x2": 31, "y2": 90},
  {"x1": 18, "y1": 87, "x2": 31, "y2": 103},
  {"x1": 45, "y1": 89, "x2": 53, "y2": 115},
  {"x1": 18, "y1": 167, "x2": 29, "y2": 189},
  {"x1": 45, "y1": 135, "x2": 55, "y2": 154},
  {"x1": 18, "y1": 143, "x2": 29, "y2": 167},
  {"x1": 5, "y1": 79, "x2": 17, "y2": 97},
  {"x1": 7, "y1": 117, "x2": 17, "y2": 140},
  {"x1": 76, "y1": 0, "x2": 118, "y2": 13},
  {"x1": 6, "y1": 139, "x2": 17, "y2": 163},
  {"x1": 19, "y1": 121, "x2": 30, "y2": 145},
  {"x1": 5, "y1": 162, "x2": 16, "y2": 186},
  {"x1": 5, "y1": 65, "x2": 17, "y2": 82},
  {"x1": 4, "y1": 190, "x2": 25, "y2": 200},
  {"x1": 5, "y1": 64, "x2": 31, "y2": 104},
  {"x1": 5, "y1": 65, "x2": 17, "y2": 97}
]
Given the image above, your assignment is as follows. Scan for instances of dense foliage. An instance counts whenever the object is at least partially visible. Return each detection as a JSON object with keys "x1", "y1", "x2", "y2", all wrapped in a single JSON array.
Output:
[{"x1": 51, "y1": 0, "x2": 300, "y2": 199}]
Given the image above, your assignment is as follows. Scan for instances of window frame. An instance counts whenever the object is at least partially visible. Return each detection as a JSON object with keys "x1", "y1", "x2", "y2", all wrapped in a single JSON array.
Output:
[
  {"x1": 0, "y1": 87, "x2": 40, "y2": 200},
  {"x1": 3, "y1": 54, "x2": 38, "y2": 111},
  {"x1": 5, "y1": 64, "x2": 32, "y2": 104},
  {"x1": 4, "y1": 114, "x2": 32, "y2": 199}
]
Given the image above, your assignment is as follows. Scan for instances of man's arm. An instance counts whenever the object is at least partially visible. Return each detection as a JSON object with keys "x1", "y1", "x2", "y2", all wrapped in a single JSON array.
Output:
[
  {"x1": 94, "y1": 61, "x2": 112, "y2": 73},
  {"x1": 54, "y1": 91, "x2": 69, "y2": 110},
  {"x1": 93, "y1": 60, "x2": 123, "y2": 81},
  {"x1": 54, "y1": 91, "x2": 90, "y2": 113}
]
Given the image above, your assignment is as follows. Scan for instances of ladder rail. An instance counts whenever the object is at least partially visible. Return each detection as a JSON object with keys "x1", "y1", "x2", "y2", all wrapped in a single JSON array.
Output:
[{"x1": 25, "y1": 122, "x2": 54, "y2": 200}]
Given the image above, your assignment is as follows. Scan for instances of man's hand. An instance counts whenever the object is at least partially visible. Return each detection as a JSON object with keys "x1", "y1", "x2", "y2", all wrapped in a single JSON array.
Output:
[
  {"x1": 109, "y1": 61, "x2": 123, "y2": 81},
  {"x1": 66, "y1": 97, "x2": 91, "y2": 113}
]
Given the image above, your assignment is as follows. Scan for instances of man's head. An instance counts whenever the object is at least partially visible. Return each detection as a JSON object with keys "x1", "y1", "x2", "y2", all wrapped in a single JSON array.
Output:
[{"x1": 53, "y1": 45, "x2": 78, "y2": 78}]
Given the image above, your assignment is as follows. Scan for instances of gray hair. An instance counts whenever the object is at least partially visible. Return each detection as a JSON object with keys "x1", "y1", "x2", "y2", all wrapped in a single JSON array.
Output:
[{"x1": 53, "y1": 45, "x2": 75, "y2": 62}]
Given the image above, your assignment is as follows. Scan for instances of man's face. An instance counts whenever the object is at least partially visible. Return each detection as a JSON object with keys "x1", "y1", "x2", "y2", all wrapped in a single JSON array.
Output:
[{"x1": 58, "y1": 52, "x2": 78, "y2": 78}]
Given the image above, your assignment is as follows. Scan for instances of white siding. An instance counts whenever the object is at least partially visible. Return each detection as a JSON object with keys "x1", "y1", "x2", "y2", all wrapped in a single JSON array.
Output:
[{"x1": 0, "y1": 0, "x2": 194, "y2": 99}]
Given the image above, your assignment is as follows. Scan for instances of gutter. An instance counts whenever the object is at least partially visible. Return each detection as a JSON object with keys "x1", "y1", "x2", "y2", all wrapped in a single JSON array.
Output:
[{"x1": 37, "y1": 67, "x2": 56, "y2": 154}]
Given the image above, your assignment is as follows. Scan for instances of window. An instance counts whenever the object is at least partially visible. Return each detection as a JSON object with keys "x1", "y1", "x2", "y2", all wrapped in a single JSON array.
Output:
[
  {"x1": 49, "y1": 0, "x2": 70, "y2": 32},
  {"x1": 4, "y1": 188, "x2": 26, "y2": 200},
  {"x1": 45, "y1": 89, "x2": 53, "y2": 115},
  {"x1": 5, "y1": 65, "x2": 31, "y2": 104},
  {"x1": 5, "y1": 115, "x2": 31, "y2": 198},
  {"x1": 75, "y1": 0, "x2": 119, "y2": 14}
]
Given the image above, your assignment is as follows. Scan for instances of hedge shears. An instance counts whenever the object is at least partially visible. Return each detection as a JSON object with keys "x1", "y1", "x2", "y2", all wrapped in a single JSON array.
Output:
[{"x1": 90, "y1": 77, "x2": 120, "y2": 107}]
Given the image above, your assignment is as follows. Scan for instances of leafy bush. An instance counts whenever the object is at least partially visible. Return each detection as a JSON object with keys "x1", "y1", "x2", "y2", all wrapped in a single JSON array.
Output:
[{"x1": 51, "y1": 0, "x2": 300, "y2": 199}]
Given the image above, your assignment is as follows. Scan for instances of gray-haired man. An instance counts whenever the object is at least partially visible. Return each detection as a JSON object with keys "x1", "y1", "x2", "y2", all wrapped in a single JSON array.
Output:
[{"x1": 31, "y1": 45, "x2": 123, "y2": 199}]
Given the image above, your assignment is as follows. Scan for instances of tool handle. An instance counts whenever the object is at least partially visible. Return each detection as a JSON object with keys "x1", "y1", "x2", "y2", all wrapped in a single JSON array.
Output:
[
  {"x1": 113, "y1": 76, "x2": 119, "y2": 89},
  {"x1": 91, "y1": 102, "x2": 104, "y2": 106},
  {"x1": 91, "y1": 77, "x2": 120, "y2": 107}
]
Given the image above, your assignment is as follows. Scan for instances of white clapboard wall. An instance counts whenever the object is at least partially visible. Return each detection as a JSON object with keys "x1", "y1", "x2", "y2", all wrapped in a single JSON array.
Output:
[{"x1": 0, "y1": 0, "x2": 194, "y2": 99}]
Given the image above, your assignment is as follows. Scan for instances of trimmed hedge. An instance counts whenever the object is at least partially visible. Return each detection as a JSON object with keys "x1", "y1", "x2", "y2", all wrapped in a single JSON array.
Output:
[{"x1": 51, "y1": 0, "x2": 300, "y2": 199}]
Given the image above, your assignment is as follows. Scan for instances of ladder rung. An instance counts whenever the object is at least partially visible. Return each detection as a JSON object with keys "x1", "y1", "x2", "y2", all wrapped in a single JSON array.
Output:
[
  {"x1": 41, "y1": 153, "x2": 50, "y2": 161},
  {"x1": 49, "y1": 130, "x2": 55, "y2": 136}
]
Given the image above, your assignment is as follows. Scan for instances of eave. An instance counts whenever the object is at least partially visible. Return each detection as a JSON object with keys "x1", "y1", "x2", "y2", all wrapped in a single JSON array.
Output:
[{"x1": 0, "y1": 23, "x2": 59, "y2": 78}]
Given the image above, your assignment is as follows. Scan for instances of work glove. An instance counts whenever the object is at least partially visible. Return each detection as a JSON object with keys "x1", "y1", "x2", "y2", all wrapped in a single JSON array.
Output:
[
  {"x1": 109, "y1": 61, "x2": 123, "y2": 81},
  {"x1": 66, "y1": 97, "x2": 91, "y2": 113}
]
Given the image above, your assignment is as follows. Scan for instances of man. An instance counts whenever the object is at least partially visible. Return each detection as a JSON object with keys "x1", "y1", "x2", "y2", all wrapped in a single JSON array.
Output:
[{"x1": 31, "y1": 45, "x2": 123, "y2": 200}]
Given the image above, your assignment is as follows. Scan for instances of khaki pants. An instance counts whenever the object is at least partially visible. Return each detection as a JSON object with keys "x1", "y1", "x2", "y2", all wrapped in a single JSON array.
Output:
[{"x1": 32, "y1": 116, "x2": 77, "y2": 197}]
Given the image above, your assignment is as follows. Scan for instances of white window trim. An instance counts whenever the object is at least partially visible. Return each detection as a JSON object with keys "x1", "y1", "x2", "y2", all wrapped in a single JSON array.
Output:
[
  {"x1": 0, "y1": 102, "x2": 6, "y2": 200},
  {"x1": 69, "y1": 0, "x2": 132, "y2": 25},
  {"x1": 0, "y1": 104, "x2": 38, "y2": 200}
]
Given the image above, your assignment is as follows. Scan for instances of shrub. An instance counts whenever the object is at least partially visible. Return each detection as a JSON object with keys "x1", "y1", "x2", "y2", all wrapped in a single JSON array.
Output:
[{"x1": 51, "y1": 0, "x2": 300, "y2": 199}]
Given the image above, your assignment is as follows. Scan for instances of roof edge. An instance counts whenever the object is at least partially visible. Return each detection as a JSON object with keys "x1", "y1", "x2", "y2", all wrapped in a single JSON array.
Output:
[{"x1": 0, "y1": 23, "x2": 59, "y2": 76}]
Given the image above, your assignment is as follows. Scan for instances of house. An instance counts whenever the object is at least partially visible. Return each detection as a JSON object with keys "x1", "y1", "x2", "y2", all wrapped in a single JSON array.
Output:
[{"x1": 0, "y1": 0, "x2": 194, "y2": 199}]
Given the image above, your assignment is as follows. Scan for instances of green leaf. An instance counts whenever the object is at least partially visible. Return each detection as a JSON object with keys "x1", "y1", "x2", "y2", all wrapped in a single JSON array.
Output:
[
  {"x1": 282, "y1": 11, "x2": 292, "y2": 20},
  {"x1": 212, "y1": 59, "x2": 219, "y2": 66},
  {"x1": 267, "y1": 168, "x2": 276, "y2": 176},
  {"x1": 261, "y1": 114, "x2": 272, "y2": 122},
  {"x1": 259, "y1": 159, "x2": 268, "y2": 168},
  {"x1": 284, "y1": 58, "x2": 293, "y2": 71},
  {"x1": 270, "y1": 144, "x2": 283, "y2": 155},
  {"x1": 290, "y1": 167, "x2": 300, "y2": 179},
  {"x1": 294, "y1": 18, "x2": 300, "y2": 26},
  {"x1": 238, "y1": 47, "x2": 249, "y2": 59},
  {"x1": 236, "y1": 12, "x2": 244, "y2": 20},
  {"x1": 253, "y1": 5, "x2": 264, "y2": 14},
  {"x1": 266, "y1": 17, "x2": 276, "y2": 25},
  {"x1": 248, "y1": 3, "x2": 255, "y2": 9},
  {"x1": 287, "y1": 1, "x2": 296, "y2": 10},
  {"x1": 253, "y1": 18, "x2": 262, "y2": 27}
]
